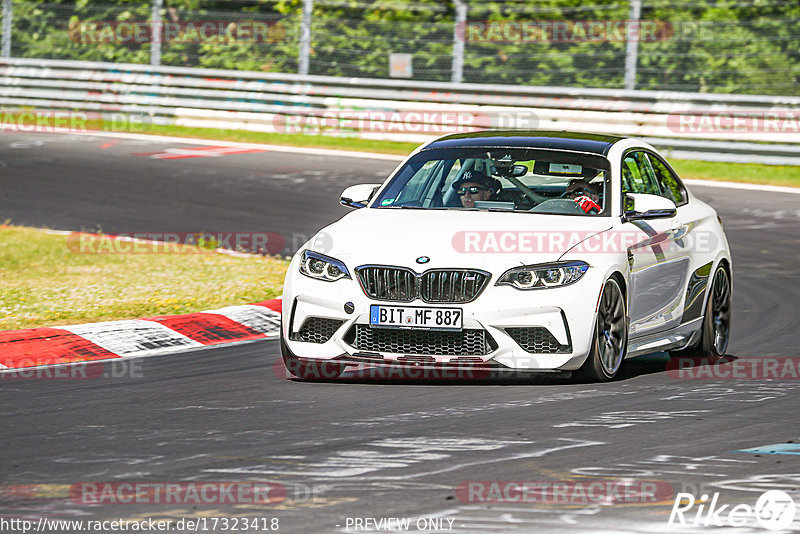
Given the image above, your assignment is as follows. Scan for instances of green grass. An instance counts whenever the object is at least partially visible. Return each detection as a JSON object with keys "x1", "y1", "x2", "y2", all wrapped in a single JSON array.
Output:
[
  {"x1": 0, "y1": 225, "x2": 289, "y2": 331},
  {"x1": 669, "y1": 159, "x2": 800, "y2": 188},
  {"x1": 99, "y1": 121, "x2": 420, "y2": 156}
]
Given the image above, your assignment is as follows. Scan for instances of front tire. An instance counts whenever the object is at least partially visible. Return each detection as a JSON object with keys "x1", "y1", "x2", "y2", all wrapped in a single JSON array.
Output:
[
  {"x1": 578, "y1": 277, "x2": 628, "y2": 382},
  {"x1": 280, "y1": 331, "x2": 345, "y2": 380}
]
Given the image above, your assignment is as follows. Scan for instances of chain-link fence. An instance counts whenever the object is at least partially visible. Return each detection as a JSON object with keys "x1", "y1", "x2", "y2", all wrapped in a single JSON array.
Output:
[
  {"x1": 1, "y1": 0, "x2": 799, "y2": 96},
  {"x1": 0, "y1": 1, "x2": 297, "y2": 71}
]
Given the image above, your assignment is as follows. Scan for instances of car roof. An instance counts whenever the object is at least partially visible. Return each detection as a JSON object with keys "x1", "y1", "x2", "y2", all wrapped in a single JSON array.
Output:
[{"x1": 423, "y1": 130, "x2": 626, "y2": 156}]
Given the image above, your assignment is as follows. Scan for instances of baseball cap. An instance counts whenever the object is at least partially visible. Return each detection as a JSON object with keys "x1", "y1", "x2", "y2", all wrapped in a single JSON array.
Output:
[{"x1": 452, "y1": 169, "x2": 500, "y2": 192}]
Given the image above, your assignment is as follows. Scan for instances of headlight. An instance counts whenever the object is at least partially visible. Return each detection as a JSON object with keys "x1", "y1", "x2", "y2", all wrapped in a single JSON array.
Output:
[
  {"x1": 497, "y1": 261, "x2": 588, "y2": 290},
  {"x1": 299, "y1": 250, "x2": 351, "y2": 282}
]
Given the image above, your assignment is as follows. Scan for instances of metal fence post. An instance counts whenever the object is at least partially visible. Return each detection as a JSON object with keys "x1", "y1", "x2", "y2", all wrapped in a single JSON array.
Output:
[
  {"x1": 451, "y1": 0, "x2": 466, "y2": 84},
  {"x1": 150, "y1": 0, "x2": 163, "y2": 66},
  {"x1": 2, "y1": 0, "x2": 12, "y2": 58},
  {"x1": 299, "y1": 0, "x2": 312, "y2": 75},
  {"x1": 624, "y1": 0, "x2": 641, "y2": 90}
]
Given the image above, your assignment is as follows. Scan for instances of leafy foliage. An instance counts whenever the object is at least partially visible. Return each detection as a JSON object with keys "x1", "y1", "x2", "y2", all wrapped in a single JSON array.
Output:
[{"x1": 3, "y1": 0, "x2": 799, "y2": 94}]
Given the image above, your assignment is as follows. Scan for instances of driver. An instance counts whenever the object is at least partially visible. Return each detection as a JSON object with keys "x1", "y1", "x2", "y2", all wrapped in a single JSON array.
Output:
[
  {"x1": 564, "y1": 179, "x2": 602, "y2": 214},
  {"x1": 452, "y1": 170, "x2": 501, "y2": 208}
]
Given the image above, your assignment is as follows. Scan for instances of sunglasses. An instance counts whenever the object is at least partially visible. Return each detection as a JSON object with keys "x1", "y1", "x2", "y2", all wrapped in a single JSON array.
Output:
[{"x1": 457, "y1": 186, "x2": 488, "y2": 195}]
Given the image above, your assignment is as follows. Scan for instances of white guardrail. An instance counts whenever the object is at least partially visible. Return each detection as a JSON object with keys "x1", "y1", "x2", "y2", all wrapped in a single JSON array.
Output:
[{"x1": 2, "y1": 57, "x2": 800, "y2": 165}]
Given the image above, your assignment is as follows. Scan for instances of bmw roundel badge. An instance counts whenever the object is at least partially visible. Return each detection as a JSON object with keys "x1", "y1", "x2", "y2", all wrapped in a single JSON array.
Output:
[{"x1": 416, "y1": 256, "x2": 430, "y2": 264}]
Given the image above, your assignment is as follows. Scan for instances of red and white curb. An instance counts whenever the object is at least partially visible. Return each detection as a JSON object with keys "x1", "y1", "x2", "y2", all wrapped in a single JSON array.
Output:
[{"x1": 0, "y1": 299, "x2": 281, "y2": 370}]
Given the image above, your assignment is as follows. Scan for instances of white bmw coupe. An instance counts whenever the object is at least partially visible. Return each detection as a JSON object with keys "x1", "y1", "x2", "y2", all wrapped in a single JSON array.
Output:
[{"x1": 280, "y1": 131, "x2": 732, "y2": 381}]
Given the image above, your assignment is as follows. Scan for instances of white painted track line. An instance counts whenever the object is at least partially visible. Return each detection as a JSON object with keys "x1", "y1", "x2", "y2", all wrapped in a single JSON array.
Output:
[
  {"x1": 74, "y1": 130, "x2": 407, "y2": 161},
  {"x1": 70, "y1": 130, "x2": 800, "y2": 194},
  {"x1": 683, "y1": 178, "x2": 800, "y2": 195}
]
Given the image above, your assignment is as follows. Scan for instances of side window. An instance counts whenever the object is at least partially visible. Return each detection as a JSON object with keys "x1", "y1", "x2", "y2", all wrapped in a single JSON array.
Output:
[
  {"x1": 622, "y1": 151, "x2": 661, "y2": 211},
  {"x1": 622, "y1": 151, "x2": 661, "y2": 195},
  {"x1": 647, "y1": 154, "x2": 687, "y2": 205},
  {"x1": 440, "y1": 159, "x2": 468, "y2": 207},
  {"x1": 395, "y1": 160, "x2": 438, "y2": 203},
  {"x1": 442, "y1": 159, "x2": 463, "y2": 189}
]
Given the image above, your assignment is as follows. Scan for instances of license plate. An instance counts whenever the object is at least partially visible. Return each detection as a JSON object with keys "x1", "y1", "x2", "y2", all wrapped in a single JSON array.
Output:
[{"x1": 369, "y1": 305, "x2": 462, "y2": 330}]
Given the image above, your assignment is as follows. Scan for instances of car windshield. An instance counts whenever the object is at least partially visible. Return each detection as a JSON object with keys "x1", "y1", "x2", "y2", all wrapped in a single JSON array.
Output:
[{"x1": 372, "y1": 147, "x2": 611, "y2": 216}]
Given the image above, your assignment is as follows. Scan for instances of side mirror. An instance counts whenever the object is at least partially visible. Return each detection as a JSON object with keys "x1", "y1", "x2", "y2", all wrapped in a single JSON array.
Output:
[
  {"x1": 340, "y1": 184, "x2": 381, "y2": 209},
  {"x1": 623, "y1": 193, "x2": 677, "y2": 222}
]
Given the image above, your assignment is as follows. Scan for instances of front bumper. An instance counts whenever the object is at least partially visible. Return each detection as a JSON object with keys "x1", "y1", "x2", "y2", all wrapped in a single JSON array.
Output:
[{"x1": 281, "y1": 260, "x2": 604, "y2": 372}]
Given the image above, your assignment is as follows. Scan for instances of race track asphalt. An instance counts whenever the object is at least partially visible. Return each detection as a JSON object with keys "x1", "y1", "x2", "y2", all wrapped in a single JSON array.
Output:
[{"x1": 1, "y1": 132, "x2": 799, "y2": 533}]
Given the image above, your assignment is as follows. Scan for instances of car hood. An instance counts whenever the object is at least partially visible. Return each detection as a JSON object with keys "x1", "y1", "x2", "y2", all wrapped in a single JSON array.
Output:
[{"x1": 308, "y1": 208, "x2": 613, "y2": 271}]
